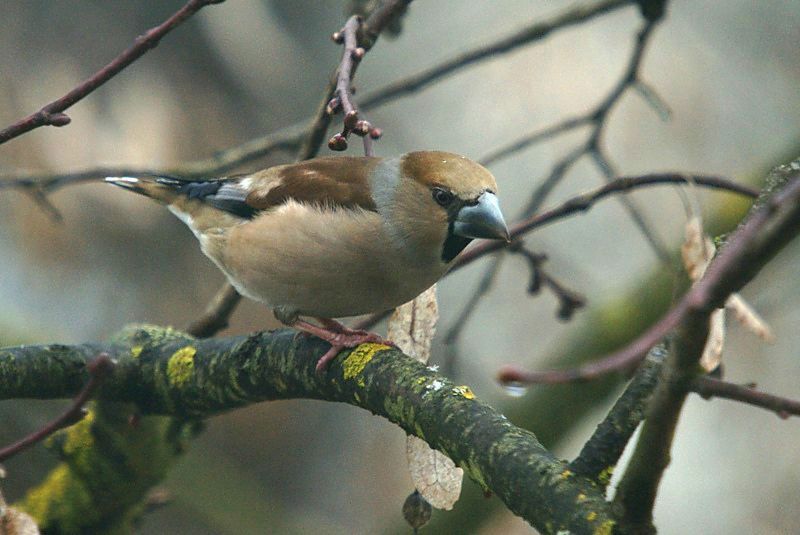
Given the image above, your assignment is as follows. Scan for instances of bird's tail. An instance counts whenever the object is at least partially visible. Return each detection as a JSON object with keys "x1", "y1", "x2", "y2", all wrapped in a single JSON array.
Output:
[{"x1": 104, "y1": 176, "x2": 186, "y2": 204}]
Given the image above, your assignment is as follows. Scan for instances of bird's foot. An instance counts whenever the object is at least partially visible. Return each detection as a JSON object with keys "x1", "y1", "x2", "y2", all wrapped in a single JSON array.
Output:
[{"x1": 292, "y1": 318, "x2": 394, "y2": 373}]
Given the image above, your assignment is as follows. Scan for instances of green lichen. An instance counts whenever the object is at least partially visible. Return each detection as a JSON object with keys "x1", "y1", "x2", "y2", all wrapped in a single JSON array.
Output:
[{"x1": 167, "y1": 346, "x2": 196, "y2": 388}]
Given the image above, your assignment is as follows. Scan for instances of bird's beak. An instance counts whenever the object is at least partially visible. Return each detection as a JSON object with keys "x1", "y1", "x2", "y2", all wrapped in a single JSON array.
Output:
[{"x1": 453, "y1": 192, "x2": 510, "y2": 241}]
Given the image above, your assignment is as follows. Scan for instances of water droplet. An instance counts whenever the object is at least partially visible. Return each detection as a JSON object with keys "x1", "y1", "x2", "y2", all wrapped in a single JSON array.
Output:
[{"x1": 502, "y1": 383, "x2": 529, "y2": 398}]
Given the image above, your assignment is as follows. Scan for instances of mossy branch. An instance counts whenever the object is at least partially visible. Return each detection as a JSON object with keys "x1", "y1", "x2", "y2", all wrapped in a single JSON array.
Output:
[{"x1": 2, "y1": 325, "x2": 614, "y2": 534}]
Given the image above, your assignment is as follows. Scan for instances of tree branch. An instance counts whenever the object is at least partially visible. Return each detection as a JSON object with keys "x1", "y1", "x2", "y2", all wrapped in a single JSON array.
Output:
[
  {"x1": 612, "y1": 160, "x2": 800, "y2": 532},
  {"x1": 568, "y1": 344, "x2": 666, "y2": 483},
  {"x1": 0, "y1": 0, "x2": 225, "y2": 146},
  {"x1": 0, "y1": 354, "x2": 114, "y2": 462},
  {"x1": 1, "y1": 326, "x2": 614, "y2": 533},
  {"x1": 359, "y1": 0, "x2": 635, "y2": 110},
  {"x1": 498, "y1": 165, "x2": 799, "y2": 385}
]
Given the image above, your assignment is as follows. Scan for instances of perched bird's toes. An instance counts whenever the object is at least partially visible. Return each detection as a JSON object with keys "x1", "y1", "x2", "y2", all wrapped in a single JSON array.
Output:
[{"x1": 315, "y1": 346, "x2": 342, "y2": 373}]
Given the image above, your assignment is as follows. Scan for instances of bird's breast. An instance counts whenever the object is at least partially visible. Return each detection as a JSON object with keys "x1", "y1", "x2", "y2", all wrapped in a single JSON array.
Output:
[{"x1": 215, "y1": 202, "x2": 447, "y2": 318}]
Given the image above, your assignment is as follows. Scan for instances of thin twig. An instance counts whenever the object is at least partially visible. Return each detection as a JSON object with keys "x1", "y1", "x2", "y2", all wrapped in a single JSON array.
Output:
[
  {"x1": 0, "y1": 0, "x2": 225, "y2": 146},
  {"x1": 185, "y1": 283, "x2": 242, "y2": 338},
  {"x1": 444, "y1": 13, "x2": 670, "y2": 354},
  {"x1": 454, "y1": 173, "x2": 758, "y2": 273},
  {"x1": 359, "y1": 0, "x2": 635, "y2": 110},
  {"x1": 0, "y1": 131, "x2": 303, "y2": 193},
  {"x1": 497, "y1": 172, "x2": 800, "y2": 385},
  {"x1": 509, "y1": 244, "x2": 586, "y2": 321},
  {"x1": 691, "y1": 376, "x2": 800, "y2": 419},
  {"x1": 0, "y1": 354, "x2": 115, "y2": 462},
  {"x1": 0, "y1": 0, "x2": 626, "y2": 192}
]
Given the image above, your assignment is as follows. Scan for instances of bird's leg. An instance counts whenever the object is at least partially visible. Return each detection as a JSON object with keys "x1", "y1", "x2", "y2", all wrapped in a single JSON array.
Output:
[{"x1": 288, "y1": 317, "x2": 393, "y2": 373}]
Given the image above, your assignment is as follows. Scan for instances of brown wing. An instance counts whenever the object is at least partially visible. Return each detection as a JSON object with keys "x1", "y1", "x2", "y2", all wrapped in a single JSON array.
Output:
[{"x1": 244, "y1": 156, "x2": 381, "y2": 214}]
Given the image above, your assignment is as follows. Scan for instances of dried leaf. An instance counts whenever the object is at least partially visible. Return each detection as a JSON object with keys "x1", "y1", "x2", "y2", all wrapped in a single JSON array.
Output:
[
  {"x1": 387, "y1": 285, "x2": 438, "y2": 364},
  {"x1": 682, "y1": 216, "x2": 775, "y2": 371},
  {"x1": 700, "y1": 308, "x2": 725, "y2": 372},
  {"x1": 0, "y1": 508, "x2": 40, "y2": 535},
  {"x1": 388, "y1": 286, "x2": 463, "y2": 510},
  {"x1": 406, "y1": 435, "x2": 463, "y2": 511},
  {"x1": 681, "y1": 216, "x2": 715, "y2": 281},
  {"x1": 726, "y1": 294, "x2": 775, "y2": 343},
  {"x1": 0, "y1": 488, "x2": 40, "y2": 535}
]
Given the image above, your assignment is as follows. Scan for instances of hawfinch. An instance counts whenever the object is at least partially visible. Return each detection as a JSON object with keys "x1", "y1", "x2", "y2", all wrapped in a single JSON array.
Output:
[{"x1": 107, "y1": 151, "x2": 509, "y2": 371}]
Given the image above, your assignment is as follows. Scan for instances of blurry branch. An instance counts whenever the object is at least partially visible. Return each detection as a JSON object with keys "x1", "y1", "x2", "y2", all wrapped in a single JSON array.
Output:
[
  {"x1": 0, "y1": 354, "x2": 114, "y2": 463},
  {"x1": 690, "y1": 377, "x2": 800, "y2": 419},
  {"x1": 0, "y1": 327, "x2": 614, "y2": 533},
  {"x1": 1, "y1": 0, "x2": 630, "y2": 195},
  {"x1": 358, "y1": 0, "x2": 636, "y2": 109},
  {"x1": 444, "y1": 3, "x2": 671, "y2": 355},
  {"x1": 568, "y1": 344, "x2": 666, "y2": 483},
  {"x1": 185, "y1": 283, "x2": 242, "y2": 337},
  {"x1": 0, "y1": 130, "x2": 304, "y2": 193},
  {"x1": 498, "y1": 163, "x2": 800, "y2": 385},
  {"x1": 354, "y1": 172, "x2": 758, "y2": 332},
  {"x1": 0, "y1": 0, "x2": 225, "y2": 146}
]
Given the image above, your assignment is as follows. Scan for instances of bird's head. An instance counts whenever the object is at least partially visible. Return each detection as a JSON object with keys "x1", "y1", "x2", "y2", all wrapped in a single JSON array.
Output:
[{"x1": 372, "y1": 151, "x2": 509, "y2": 264}]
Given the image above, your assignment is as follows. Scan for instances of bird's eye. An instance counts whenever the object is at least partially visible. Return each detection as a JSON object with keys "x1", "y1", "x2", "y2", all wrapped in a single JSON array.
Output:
[{"x1": 432, "y1": 187, "x2": 454, "y2": 207}]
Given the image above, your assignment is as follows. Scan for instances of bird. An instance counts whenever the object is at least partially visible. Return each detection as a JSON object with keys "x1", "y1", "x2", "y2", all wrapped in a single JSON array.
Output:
[{"x1": 106, "y1": 151, "x2": 509, "y2": 372}]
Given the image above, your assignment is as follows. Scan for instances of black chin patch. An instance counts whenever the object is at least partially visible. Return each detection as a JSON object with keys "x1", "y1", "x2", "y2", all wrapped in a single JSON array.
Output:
[{"x1": 441, "y1": 223, "x2": 472, "y2": 263}]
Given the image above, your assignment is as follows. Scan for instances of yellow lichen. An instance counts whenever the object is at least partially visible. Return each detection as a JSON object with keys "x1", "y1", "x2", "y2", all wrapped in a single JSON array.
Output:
[
  {"x1": 594, "y1": 520, "x2": 616, "y2": 535},
  {"x1": 598, "y1": 465, "x2": 614, "y2": 486},
  {"x1": 587, "y1": 511, "x2": 597, "y2": 521},
  {"x1": 559, "y1": 469, "x2": 573, "y2": 480},
  {"x1": 451, "y1": 385, "x2": 475, "y2": 399},
  {"x1": 576, "y1": 493, "x2": 587, "y2": 503},
  {"x1": 167, "y1": 346, "x2": 196, "y2": 388},
  {"x1": 342, "y1": 343, "x2": 388, "y2": 385},
  {"x1": 131, "y1": 345, "x2": 143, "y2": 358}
]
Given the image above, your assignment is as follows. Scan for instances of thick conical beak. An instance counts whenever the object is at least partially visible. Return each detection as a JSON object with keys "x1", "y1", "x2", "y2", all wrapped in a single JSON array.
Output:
[{"x1": 453, "y1": 192, "x2": 510, "y2": 241}]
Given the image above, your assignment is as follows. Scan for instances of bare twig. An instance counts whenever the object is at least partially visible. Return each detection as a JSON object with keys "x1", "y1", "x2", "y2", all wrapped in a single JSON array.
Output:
[
  {"x1": 691, "y1": 376, "x2": 800, "y2": 419},
  {"x1": 0, "y1": 354, "x2": 114, "y2": 462},
  {"x1": 0, "y1": 130, "x2": 304, "y2": 193},
  {"x1": 359, "y1": 0, "x2": 635, "y2": 110},
  {"x1": 445, "y1": 12, "x2": 671, "y2": 355},
  {"x1": 497, "y1": 171, "x2": 800, "y2": 386},
  {"x1": 0, "y1": 0, "x2": 627, "y2": 192},
  {"x1": 185, "y1": 283, "x2": 242, "y2": 338},
  {"x1": 0, "y1": 0, "x2": 225, "y2": 146},
  {"x1": 509, "y1": 244, "x2": 586, "y2": 321},
  {"x1": 299, "y1": 0, "x2": 410, "y2": 160},
  {"x1": 455, "y1": 173, "x2": 758, "y2": 273}
]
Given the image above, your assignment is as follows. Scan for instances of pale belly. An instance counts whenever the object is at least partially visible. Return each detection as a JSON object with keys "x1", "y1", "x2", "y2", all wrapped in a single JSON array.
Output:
[{"x1": 209, "y1": 205, "x2": 448, "y2": 319}]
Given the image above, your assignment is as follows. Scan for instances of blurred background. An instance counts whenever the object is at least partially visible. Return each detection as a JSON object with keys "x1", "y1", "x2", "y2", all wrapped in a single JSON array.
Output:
[{"x1": 1, "y1": 1, "x2": 799, "y2": 533}]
